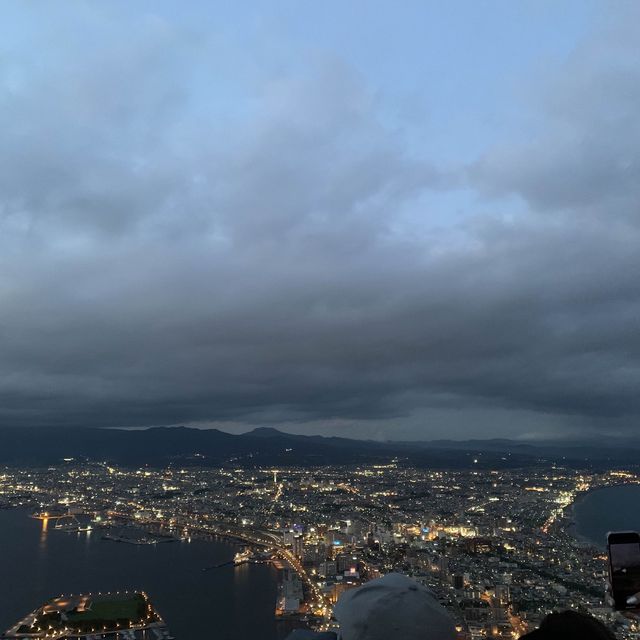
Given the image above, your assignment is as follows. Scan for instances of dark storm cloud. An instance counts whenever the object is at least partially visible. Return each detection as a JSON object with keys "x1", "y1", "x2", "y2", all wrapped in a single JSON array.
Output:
[{"x1": 0, "y1": 6, "x2": 639, "y2": 436}]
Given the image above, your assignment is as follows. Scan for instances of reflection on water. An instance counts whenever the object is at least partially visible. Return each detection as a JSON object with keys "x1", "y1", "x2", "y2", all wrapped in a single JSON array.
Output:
[
  {"x1": 234, "y1": 558, "x2": 250, "y2": 586},
  {"x1": 39, "y1": 516, "x2": 48, "y2": 551}
]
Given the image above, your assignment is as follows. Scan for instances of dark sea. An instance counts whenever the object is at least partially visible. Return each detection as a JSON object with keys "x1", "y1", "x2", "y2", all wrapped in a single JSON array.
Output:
[
  {"x1": 0, "y1": 508, "x2": 278, "y2": 640},
  {"x1": 572, "y1": 484, "x2": 640, "y2": 549}
]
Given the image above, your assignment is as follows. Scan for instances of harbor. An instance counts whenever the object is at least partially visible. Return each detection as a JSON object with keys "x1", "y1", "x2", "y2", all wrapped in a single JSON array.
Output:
[
  {"x1": 203, "y1": 548, "x2": 277, "y2": 571},
  {"x1": 0, "y1": 508, "x2": 280, "y2": 640}
]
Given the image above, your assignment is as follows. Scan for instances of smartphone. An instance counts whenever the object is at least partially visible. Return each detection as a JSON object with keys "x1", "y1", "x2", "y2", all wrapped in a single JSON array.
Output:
[{"x1": 607, "y1": 531, "x2": 640, "y2": 610}]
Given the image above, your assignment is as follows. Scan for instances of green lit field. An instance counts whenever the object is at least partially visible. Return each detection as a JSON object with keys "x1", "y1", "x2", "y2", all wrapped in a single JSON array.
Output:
[
  {"x1": 66, "y1": 593, "x2": 145, "y2": 623},
  {"x1": 10, "y1": 592, "x2": 163, "y2": 638}
]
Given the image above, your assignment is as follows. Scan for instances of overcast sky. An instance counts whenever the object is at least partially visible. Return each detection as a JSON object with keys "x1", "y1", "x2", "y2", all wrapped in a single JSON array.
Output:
[{"x1": 1, "y1": 1, "x2": 639, "y2": 440}]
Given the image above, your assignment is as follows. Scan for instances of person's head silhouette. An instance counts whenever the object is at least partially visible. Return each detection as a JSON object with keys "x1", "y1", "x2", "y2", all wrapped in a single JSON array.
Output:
[{"x1": 521, "y1": 611, "x2": 615, "y2": 640}]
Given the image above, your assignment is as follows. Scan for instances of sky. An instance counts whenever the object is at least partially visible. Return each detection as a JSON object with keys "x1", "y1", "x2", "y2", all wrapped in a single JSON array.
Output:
[{"x1": 0, "y1": 1, "x2": 639, "y2": 440}]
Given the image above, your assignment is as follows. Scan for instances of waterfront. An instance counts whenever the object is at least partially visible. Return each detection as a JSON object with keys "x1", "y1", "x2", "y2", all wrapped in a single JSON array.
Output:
[
  {"x1": 0, "y1": 509, "x2": 279, "y2": 640},
  {"x1": 573, "y1": 484, "x2": 640, "y2": 549}
]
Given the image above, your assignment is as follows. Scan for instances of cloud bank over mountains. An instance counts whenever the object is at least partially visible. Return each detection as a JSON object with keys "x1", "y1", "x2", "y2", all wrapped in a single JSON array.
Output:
[{"x1": 0, "y1": 3, "x2": 638, "y2": 438}]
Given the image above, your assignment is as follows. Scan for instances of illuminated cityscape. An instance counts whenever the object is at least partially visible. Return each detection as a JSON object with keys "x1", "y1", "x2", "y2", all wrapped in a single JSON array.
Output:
[{"x1": 2, "y1": 462, "x2": 639, "y2": 639}]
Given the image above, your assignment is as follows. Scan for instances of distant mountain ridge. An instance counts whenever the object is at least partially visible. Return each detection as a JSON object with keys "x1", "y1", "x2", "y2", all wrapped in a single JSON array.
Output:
[{"x1": 0, "y1": 425, "x2": 637, "y2": 470}]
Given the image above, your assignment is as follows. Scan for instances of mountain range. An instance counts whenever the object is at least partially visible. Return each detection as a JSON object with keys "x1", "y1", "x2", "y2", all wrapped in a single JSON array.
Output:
[{"x1": 0, "y1": 426, "x2": 638, "y2": 470}]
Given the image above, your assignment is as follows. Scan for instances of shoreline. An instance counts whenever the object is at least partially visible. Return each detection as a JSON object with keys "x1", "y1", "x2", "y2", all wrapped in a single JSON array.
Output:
[{"x1": 564, "y1": 500, "x2": 599, "y2": 548}]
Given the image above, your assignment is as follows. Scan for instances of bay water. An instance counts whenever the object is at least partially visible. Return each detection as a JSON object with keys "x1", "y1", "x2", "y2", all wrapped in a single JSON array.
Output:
[{"x1": 0, "y1": 508, "x2": 278, "y2": 640}]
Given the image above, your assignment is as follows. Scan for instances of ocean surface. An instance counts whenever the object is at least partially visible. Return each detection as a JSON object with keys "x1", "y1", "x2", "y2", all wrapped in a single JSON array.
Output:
[
  {"x1": 573, "y1": 484, "x2": 640, "y2": 548},
  {"x1": 0, "y1": 508, "x2": 278, "y2": 640}
]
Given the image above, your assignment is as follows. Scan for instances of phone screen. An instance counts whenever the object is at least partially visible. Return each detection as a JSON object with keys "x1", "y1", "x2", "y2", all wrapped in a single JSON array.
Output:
[{"x1": 608, "y1": 533, "x2": 640, "y2": 610}]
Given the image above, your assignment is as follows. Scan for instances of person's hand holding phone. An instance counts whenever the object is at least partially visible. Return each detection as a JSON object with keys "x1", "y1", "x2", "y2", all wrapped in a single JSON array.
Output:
[{"x1": 607, "y1": 531, "x2": 640, "y2": 611}]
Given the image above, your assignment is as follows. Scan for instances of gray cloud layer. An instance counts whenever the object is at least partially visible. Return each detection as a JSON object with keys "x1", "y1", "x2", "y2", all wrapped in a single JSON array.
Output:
[{"x1": 0, "y1": 6, "x2": 639, "y2": 437}]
